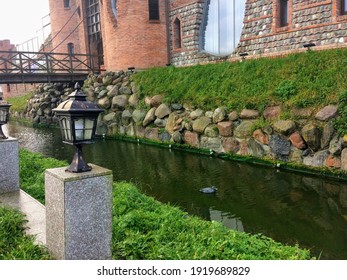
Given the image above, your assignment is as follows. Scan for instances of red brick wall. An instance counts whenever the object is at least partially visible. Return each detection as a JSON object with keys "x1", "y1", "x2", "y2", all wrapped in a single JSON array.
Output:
[{"x1": 100, "y1": 0, "x2": 169, "y2": 71}]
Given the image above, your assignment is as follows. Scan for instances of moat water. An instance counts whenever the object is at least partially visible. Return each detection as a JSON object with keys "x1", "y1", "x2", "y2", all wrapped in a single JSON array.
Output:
[{"x1": 6, "y1": 122, "x2": 347, "y2": 259}]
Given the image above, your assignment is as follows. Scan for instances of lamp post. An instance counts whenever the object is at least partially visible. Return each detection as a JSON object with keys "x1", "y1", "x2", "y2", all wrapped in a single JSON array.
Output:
[
  {"x1": 53, "y1": 82, "x2": 103, "y2": 173},
  {"x1": 0, "y1": 95, "x2": 11, "y2": 139}
]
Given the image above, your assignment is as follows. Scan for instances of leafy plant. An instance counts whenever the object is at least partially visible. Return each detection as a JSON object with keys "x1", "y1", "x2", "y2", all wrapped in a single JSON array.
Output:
[{"x1": 274, "y1": 80, "x2": 298, "y2": 101}]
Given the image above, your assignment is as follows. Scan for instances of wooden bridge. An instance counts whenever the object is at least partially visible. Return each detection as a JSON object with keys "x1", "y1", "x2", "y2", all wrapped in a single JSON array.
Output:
[{"x1": 0, "y1": 50, "x2": 103, "y2": 84}]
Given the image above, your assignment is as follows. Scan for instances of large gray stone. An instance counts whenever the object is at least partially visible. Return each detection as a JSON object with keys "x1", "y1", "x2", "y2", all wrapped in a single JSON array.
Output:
[
  {"x1": 269, "y1": 134, "x2": 291, "y2": 160},
  {"x1": 273, "y1": 120, "x2": 296, "y2": 135},
  {"x1": 155, "y1": 104, "x2": 171, "y2": 119},
  {"x1": 315, "y1": 105, "x2": 338, "y2": 121},
  {"x1": 301, "y1": 123, "x2": 320, "y2": 152},
  {"x1": 97, "y1": 96, "x2": 111, "y2": 109},
  {"x1": 190, "y1": 109, "x2": 204, "y2": 120},
  {"x1": 172, "y1": 131, "x2": 183, "y2": 143},
  {"x1": 45, "y1": 165, "x2": 113, "y2": 260},
  {"x1": 119, "y1": 86, "x2": 132, "y2": 95},
  {"x1": 132, "y1": 109, "x2": 146, "y2": 123},
  {"x1": 321, "y1": 121, "x2": 335, "y2": 149},
  {"x1": 143, "y1": 108, "x2": 156, "y2": 126},
  {"x1": 217, "y1": 121, "x2": 233, "y2": 137},
  {"x1": 204, "y1": 125, "x2": 219, "y2": 137},
  {"x1": 329, "y1": 136, "x2": 342, "y2": 155},
  {"x1": 165, "y1": 112, "x2": 180, "y2": 134},
  {"x1": 213, "y1": 107, "x2": 227, "y2": 123},
  {"x1": 103, "y1": 112, "x2": 116, "y2": 122},
  {"x1": 341, "y1": 148, "x2": 347, "y2": 171},
  {"x1": 121, "y1": 110, "x2": 132, "y2": 125},
  {"x1": 154, "y1": 118, "x2": 167, "y2": 128},
  {"x1": 263, "y1": 106, "x2": 281, "y2": 120},
  {"x1": 303, "y1": 150, "x2": 329, "y2": 167},
  {"x1": 234, "y1": 120, "x2": 255, "y2": 139},
  {"x1": 248, "y1": 138, "x2": 265, "y2": 157},
  {"x1": 200, "y1": 137, "x2": 223, "y2": 153},
  {"x1": 128, "y1": 93, "x2": 139, "y2": 107},
  {"x1": 193, "y1": 116, "x2": 211, "y2": 134},
  {"x1": 240, "y1": 109, "x2": 259, "y2": 119},
  {"x1": 0, "y1": 138, "x2": 19, "y2": 193},
  {"x1": 111, "y1": 95, "x2": 129, "y2": 111}
]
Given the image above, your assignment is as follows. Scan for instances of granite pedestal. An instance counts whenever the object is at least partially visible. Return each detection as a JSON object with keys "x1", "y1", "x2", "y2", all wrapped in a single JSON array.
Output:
[
  {"x1": 0, "y1": 138, "x2": 19, "y2": 194},
  {"x1": 45, "y1": 164, "x2": 113, "y2": 260}
]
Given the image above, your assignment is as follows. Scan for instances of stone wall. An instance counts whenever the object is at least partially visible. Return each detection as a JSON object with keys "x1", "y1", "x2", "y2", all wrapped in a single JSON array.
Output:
[{"x1": 16, "y1": 71, "x2": 347, "y2": 173}]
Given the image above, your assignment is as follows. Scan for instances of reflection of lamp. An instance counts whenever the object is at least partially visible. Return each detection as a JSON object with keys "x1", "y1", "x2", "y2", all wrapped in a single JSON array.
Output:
[
  {"x1": 53, "y1": 83, "x2": 103, "y2": 173},
  {"x1": 303, "y1": 43, "x2": 316, "y2": 51},
  {"x1": 239, "y1": 52, "x2": 249, "y2": 61},
  {"x1": 0, "y1": 95, "x2": 11, "y2": 139}
]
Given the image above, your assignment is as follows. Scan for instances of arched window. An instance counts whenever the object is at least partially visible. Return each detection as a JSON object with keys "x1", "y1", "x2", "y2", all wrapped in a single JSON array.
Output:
[
  {"x1": 200, "y1": 0, "x2": 246, "y2": 56},
  {"x1": 64, "y1": 0, "x2": 70, "y2": 8},
  {"x1": 148, "y1": 0, "x2": 159, "y2": 20},
  {"x1": 111, "y1": 0, "x2": 117, "y2": 18},
  {"x1": 173, "y1": 18, "x2": 182, "y2": 49}
]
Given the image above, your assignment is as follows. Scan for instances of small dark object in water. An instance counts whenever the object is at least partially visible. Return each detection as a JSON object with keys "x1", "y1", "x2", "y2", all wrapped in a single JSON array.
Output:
[{"x1": 199, "y1": 186, "x2": 218, "y2": 194}]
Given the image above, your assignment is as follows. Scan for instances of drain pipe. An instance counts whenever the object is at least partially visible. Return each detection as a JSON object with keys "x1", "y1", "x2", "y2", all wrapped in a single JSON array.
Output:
[{"x1": 165, "y1": 0, "x2": 171, "y2": 65}]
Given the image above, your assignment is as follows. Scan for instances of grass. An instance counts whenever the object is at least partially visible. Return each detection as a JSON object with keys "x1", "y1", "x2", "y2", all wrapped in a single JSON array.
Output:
[
  {"x1": 15, "y1": 149, "x2": 311, "y2": 260},
  {"x1": 0, "y1": 207, "x2": 50, "y2": 260},
  {"x1": 133, "y1": 48, "x2": 347, "y2": 112},
  {"x1": 7, "y1": 92, "x2": 33, "y2": 114}
]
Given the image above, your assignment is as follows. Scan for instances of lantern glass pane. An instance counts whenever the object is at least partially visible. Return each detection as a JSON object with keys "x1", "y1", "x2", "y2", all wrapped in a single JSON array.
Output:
[
  {"x1": 74, "y1": 118, "x2": 85, "y2": 141},
  {"x1": 0, "y1": 109, "x2": 6, "y2": 122},
  {"x1": 84, "y1": 119, "x2": 94, "y2": 140},
  {"x1": 61, "y1": 117, "x2": 72, "y2": 141}
]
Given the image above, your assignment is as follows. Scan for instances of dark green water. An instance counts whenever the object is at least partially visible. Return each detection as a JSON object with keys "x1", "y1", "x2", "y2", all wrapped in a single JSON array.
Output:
[{"x1": 6, "y1": 122, "x2": 347, "y2": 259}]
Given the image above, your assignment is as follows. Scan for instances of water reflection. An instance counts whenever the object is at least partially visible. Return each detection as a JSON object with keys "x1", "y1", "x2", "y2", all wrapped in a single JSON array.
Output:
[{"x1": 6, "y1": 122, "x2": 347, "y2": 259}]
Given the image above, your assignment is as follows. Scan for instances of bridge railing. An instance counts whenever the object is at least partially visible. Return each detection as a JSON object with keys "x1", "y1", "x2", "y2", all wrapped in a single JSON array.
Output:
[{"x1": 0, "y1": 50, "x2": 102, "y2": 76}]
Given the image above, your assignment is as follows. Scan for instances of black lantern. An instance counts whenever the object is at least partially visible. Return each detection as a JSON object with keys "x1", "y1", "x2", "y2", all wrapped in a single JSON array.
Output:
[
  {"x1": 53, "y1": 83, "x2": 103, "y2": 173},
  {"x1": 0, "y1": 95, "x2": 11, "y2": 139}
]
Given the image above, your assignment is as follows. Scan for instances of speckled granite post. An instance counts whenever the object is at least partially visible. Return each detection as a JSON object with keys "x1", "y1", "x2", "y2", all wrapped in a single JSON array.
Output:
[
  {"x1": 45, "y1": 164, "x2": 113, "y2": 260},
  {"x1": 0, "y1": 138, "x2": 19, "y2": 194}
]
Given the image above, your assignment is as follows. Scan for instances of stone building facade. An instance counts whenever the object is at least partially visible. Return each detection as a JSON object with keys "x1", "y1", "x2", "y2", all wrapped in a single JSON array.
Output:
[{"x1": 46, "y1": 0, "x2": 347, "y2": 70}]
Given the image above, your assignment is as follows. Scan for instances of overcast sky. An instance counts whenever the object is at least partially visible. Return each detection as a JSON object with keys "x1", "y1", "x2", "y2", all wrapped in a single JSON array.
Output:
[{"x1": 0, "y1": 0, "x2": 50, "y2": 47}]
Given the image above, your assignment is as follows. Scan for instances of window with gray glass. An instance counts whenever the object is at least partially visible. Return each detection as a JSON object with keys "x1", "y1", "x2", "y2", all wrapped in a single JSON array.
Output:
[
  {"x1": 280, "y1": 0, "x2": 289, "y2": 27},
  {"x1": 111, "y1": 0, "x2": 117, "y2": 18},
  {"x1": 64, "y1": 0, "x2": 70, "y2": 8},
  {"x1": 148, "y1": 0, "x2": 159, "y2": 20},
  {"x1": 200, "y1": 0, "x2": 246, "y2": 56},
  {"x1": 342, "y1": 0, "x2": 347, "y2": 15},
  {"x1": 86, "y1": 0, "x2": 101, "y2": 38}
]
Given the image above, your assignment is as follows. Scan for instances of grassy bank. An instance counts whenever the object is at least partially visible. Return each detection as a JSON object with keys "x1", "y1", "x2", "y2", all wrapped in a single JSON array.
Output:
[
  {"x1": 0, "y1": 207, "x2": 50, "y2": 260},
  {"x1": 15, "y1": 149, "x2": 311, "y2": 260},
  {"x1": 134, "y1": 48, "x2": 346, "y2": 113},
  {"x1": 7, "y1": 92, "x2": 33, "y2": 114}
]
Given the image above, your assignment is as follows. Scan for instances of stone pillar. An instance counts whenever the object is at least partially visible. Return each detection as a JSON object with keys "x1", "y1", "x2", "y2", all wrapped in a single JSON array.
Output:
[
  {"x1": 0, "y1": 138, "x2": 19, "y2": 193},
  {"x1": 45, "y1": 164, "x2": 113, "y2": 260}
]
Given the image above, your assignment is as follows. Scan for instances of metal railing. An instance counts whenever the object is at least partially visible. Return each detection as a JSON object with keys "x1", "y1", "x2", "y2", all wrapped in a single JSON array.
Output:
[{"x1": 0, "y1": 50, "x2": 103, "y2": 84}]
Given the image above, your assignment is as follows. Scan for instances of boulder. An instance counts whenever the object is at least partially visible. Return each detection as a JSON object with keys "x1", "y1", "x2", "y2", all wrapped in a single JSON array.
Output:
[
  {"x1": 289, "y1": 131, "x2": 306, "y2": 150},
  {"x1": 132, "y1": 109, "x2": 146, "y2": 123},
  {"x1": 107, "y1": 85, "x2": 119, "y2": 98},
  {"x1": 128, "y1": 94, "x2": 139, "y2": 107},
  {"x1": 172, "y1": 131, "x2": 183, "y2": 143},
  {"x1": 97, "y1": 89, "x2": 108, "y2": 99},
  {"x1": 119, "y1": 86, "x2": 132, "y2": 95},
  {"x1": 301, "y1": 123, "x2": 320, "y2": 152},
  {"x1": 159, "y1": 131, "x2": 171, "y2": 142},
  {"x1": 292, "y1": 108, "x2": 313, "y2": 118},
  {"x1": 290, "y1": 148, "x2": 303, "y2": 164},
  {"x1": 228, "y1": 111, "x2": 239, "y2": 121},
  {"x1": 329, "y1": 136, "x2": 342, "y2": 155},
  {"x1": 273, "y1": 120, "x2": 296, "y2": 135},
  {"x1": 150, "y1": 95, "x2": 163, "y2": 107},
  {"x1": 193, "y1": 116, "x2": 211, "y2": 134},
  {"x1": 217, "y1": 121, "x2": 233, "y2": 137},
  {"x1": 315, "y1": 105, "x2": 338, "y2": 121},
  {"x1": 248, "y1": 138, "x2": 265, "y2": 157},
  {"x1": 213, "y1": 107, "x2": 227, "y2": 123},
  {"x1": 321, "y1": 121, "x2": 335, "y2": 149},
  {"x1": 155, "y1": 104, "x2": 171, "y2": 119},
  {"x1": 252, "y1": 129, "x2": 269, "y2": 145},
  {"x1": 171, "y1": 103, "x2": 183, "y2": 111},
  {"x1": 98, "y1": 96, "x2": 111, "y2": 109},
  {"x1": 165, "y1": 112, "x2": 180, "y2": 134},
  {"x1": 222, "y1": 137, "x2": 240, "y2": 153},
  {"x1": 325, "y1": 154, "x2": 341, "y2": 168},
  {"x1": 263, "y1": 106, "x2": 281, "y2": 120},
  {"x1": 200, "y1": 137, "x2": 223, "y2": 153},
  {"x1": 111, "y1": 95, "x2": 129, "y2": 111},
  {"x1": 103, "y1": 112, "x2": 116, "y2": 122},
  {"x1": 144, "y1": 127, "x2": 159, "y2": 141},
  {"x1": 121, "y1": 110, "x2": 132, "y2": 125},
  {"x1": 143, "y1": 107, "x2": 156, "y2": 126},
  {"x1": 341, "y1": 148, "x2": 347, "y2": 171},
  {"x1": 234, "y1": 120, "x2": 255, "y2": 139},
  {"x1": 190, "y1": 109, "x2": 204, "y2": 120},
  {"x1": 303, "y1": 150, "x2": 329, "y2": 167},
  {"x1": 240, "y1": 109, "x2": 259, "y2": 119},
  {"x1": 269, "y1": 134, "x2": 291, "y2": 160},
  {"x1": 204, "y1": 125, "x2": 219, "y2": 137},
  {"x1": 154, "y1": 118, "x2": 167, "y2": 128},
  {"x1": 184, "y1": 131, "x2": 199, "y2": 147}
]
